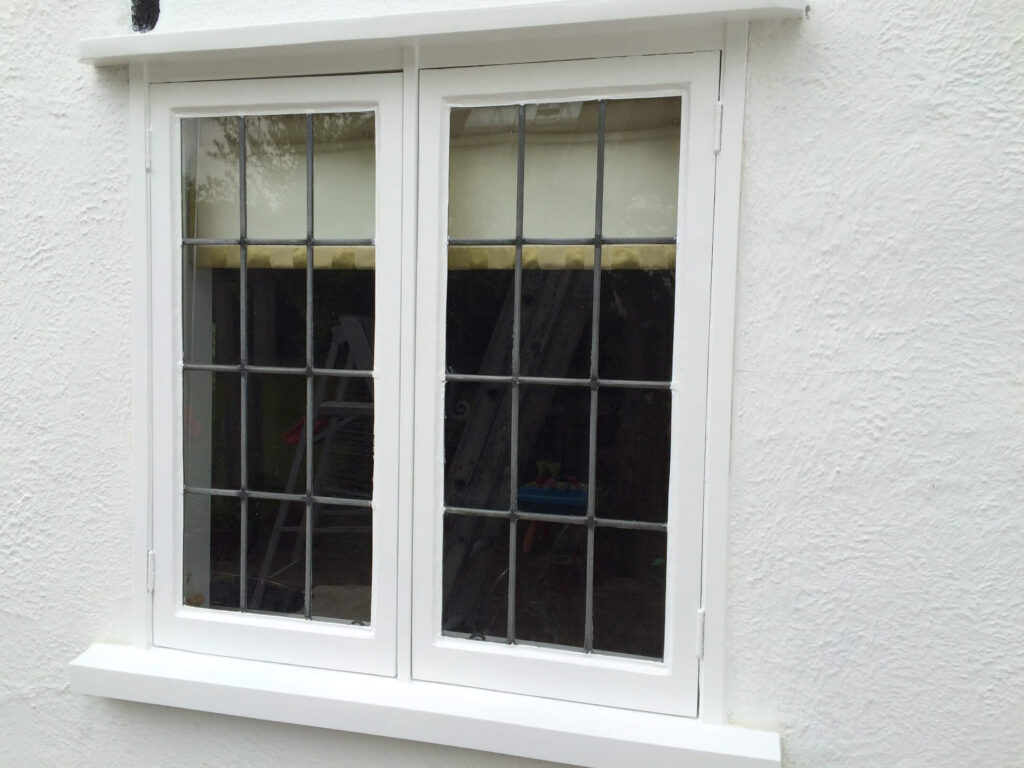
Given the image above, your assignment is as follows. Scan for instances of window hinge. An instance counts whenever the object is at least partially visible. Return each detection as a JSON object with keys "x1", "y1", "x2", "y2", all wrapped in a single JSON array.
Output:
[
  {"x1": 147, "y1": 550, "x2": 156, "y2": 593},
  {"x1": 696, "y1": 607, "x2": 706, "y2": 659},
  {"x1": 144, "y1": 127, "x2": 152, "y2": 172},
  {"x1": 713, "y1": 102, "x2": 723, "y2": 155}
]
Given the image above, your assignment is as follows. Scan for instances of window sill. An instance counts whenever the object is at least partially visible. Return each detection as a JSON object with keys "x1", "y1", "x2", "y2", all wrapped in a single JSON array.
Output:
[{"x1": 71, "y1": 644, "x2": 780, "y2": 768}]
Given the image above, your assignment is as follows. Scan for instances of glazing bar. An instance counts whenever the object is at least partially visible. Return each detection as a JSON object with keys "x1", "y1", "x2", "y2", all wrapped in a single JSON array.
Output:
[
  {"x1": 181, "y1": 237, "x2": 374, "y2": 246},
  {"x1": 444, "y1": 373, "x2": 672, "y2": 389},
  {"x1": 444, "y1": 506, "x2": 511, "y2": 519},
  {"x1": 304, "y1": 113, "x2": 315, "y2": 621},
  {"x1": 310, "y1": 494, "x2": 373, "y2": 509},
  {"x1": 183, "y1": 486, "x2": 243, "y2": 498},
  {"x1": 248, "y1": 489, "x2": 308, "y2": 503},
  {"x1": 447, "y1": 236, "x2": 674, "y2": 247},
  {"x1": 238, "y1": 115, "x2": 249, "y2": 612}
]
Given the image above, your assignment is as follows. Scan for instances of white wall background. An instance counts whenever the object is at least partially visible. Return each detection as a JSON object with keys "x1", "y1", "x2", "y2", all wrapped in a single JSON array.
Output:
[{"x1": 1, "y1": 1, "x2": 1022, "y2": 766}]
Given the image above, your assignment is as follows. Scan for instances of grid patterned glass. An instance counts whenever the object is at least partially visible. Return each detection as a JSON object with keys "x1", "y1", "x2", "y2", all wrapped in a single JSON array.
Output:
[
  {"x1": 180, "y1": 113, "x2": 377, "y2": 624},
  {"x1": 442, "y1": 97, "x2": 681, "y2": 658}
]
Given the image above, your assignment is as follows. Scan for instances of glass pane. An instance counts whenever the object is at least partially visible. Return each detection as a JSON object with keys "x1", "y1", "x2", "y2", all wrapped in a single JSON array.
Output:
[
  {"x1": 445, "y1": 382, "x2": 512, "y2": 511},
  {"x1": 522, "y1": 101, "x2": 598, "y2": 239},
  {"x1": 182, "y1": 117, "x2": 239, "y2": 240},
  {"x1": 446, "y1": 248, "x2": 514, "y2": 375},
  {"x1": 448, "y1": 106, "x2": 518, "y2": 240},
  {"x1": 520, "y1": 247, "x2": 593, "y2": 378},
  {"x1": 599, "y1": 246, "x2": 675, "y2": 381},
  {"x1": 442, "y1": 513, "x2": 509, "y2": 640},
  {"x1": 247, "y1": 373, "x2": 307, "y2": 494},
  {"x1": 311, "y1": 375, "x2": 374, "y2": 501},
  {"x1": 517, "y1": 386, "x2": 590, "y2": 515},
  {"x1": 247, "y1": 246, "x2": 307, "y2": 368},
  {"x1": 247, "y1": 498, "x2": 305, "y2": 615},
  {"x1": 515, "y1": 520, "x2": 586, "y2": 649},
  {"x1": 245, "y1": 114, "x2": 307, "y2": 240},
  {"x1": 311, "y1": 502, "x2": 372, "y2": 623},
  {"x1": 182, "y1": 245, "x2": 240, "y2": 365},
  {"x1": 313, "y1": 112, "x2": 375, "y2": 240},
  {"x1": 602, "y1": 97, "x2": 681, "y2": 239},
  {"x1": 183, "y1": 493, "x2": 240, "y2": 610},
  {"x1": 593, "y1": 528, "x2": 666, "y2": 659},
  {"x1": 313, "y1": 251, "x2": 375, "y2": 370},
  {"x1": 596, "y1": 388, "x2": 671, "y2": 523},
  {"x1": 183, "y1": 370, "x2": 240, "y2": 490}
]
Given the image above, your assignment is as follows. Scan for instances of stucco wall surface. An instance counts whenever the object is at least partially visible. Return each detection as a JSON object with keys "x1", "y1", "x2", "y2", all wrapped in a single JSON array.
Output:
[{"x1": 1, "y1": 1, "x2": 1022, "y2": 767}]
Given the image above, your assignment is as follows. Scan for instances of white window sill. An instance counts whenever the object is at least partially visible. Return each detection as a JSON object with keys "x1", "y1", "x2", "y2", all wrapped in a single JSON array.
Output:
[{"x1": 71, "y1": 644, "x2": 780, "y2": 768}]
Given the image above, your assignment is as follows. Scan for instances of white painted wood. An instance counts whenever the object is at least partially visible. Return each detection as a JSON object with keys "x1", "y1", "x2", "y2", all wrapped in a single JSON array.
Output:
[
  {"x1": 79, "y1": 0, "x2": 805, "y2": 67},
  {"x1": 71, "y1": 643, "x2": 781, "y2": 768},
  {"x1": 148, "y1": 73, "x2": 403, "y2": 676},
  {"x1": 699, "y1": 21, "x2": 749, "y2": 724},
  {"x1": 412, "y1": 52, "x2": 719, "y2": 716}
]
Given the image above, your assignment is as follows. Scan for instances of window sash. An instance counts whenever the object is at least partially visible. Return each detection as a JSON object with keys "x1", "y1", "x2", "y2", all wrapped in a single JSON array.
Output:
[
  {"x1": 149, "y1": 73, "x2": 403, "y2": 676},
  {"x1": 412, "y1": 53, "x2": 719, "y2": 716}
]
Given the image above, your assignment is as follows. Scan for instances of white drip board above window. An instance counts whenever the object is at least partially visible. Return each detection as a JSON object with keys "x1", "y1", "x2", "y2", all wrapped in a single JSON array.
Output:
[{"x1": 79, "y1": 0, "x2": 805, "y2": 66}]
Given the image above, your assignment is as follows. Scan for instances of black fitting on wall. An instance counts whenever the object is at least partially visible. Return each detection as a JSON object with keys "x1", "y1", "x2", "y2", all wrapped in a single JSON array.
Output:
[{"x1": 132, "y1": 0, "x2": 160, "y2": 32}]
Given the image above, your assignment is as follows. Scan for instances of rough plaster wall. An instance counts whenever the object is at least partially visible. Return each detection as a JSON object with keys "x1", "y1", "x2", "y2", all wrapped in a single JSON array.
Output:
[{"x1": 0, "y1": 1, "x2": 1021, "y2": 767}]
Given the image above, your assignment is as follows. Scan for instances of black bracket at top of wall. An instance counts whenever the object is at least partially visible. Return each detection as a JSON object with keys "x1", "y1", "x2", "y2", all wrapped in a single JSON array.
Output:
[{"x1": 132, "y1": 0, "x2": 160, "y2": 32}]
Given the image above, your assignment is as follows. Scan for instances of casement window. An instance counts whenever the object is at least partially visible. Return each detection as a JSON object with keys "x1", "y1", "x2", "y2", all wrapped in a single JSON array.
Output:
[{"x1": 72, "y1": 4, "x2": 802, "y2": 765}]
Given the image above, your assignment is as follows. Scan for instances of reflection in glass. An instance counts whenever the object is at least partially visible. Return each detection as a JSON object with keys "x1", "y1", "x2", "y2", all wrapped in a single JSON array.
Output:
[
  {"x1": 446, "y1": 251, "x2": 514, "y2": 375},
  {"x1": 516, "y1": 520, "x2": 586, "y2": 649},
  {"x1": 448, "y1": 106, "x2": 518, "y2": 239},
  {"x1": 181, "y1": 117, "x2": 239, "y2": 240},
  {"x1": 247, "y1": 498, "x2": 306, "y2": 615},
  {"x1": 602, "y1": 97, "x2": 681, "y2": 239},
  {"x1": 444, "y1": 382, "x2": 512, "y2": 511},
  {"x1": 520, "y1": 250, "x2": 592, "y2": 378},
  {"x1": 247, "y1": 247, "x2": 307, "y2": 368},
  {"x1": 183, "y1": 370, "x2": 240, "y2": 490},
  {"x1": 517, "y1": 386, "x2": 589, "y2": 515},
  {"x1": 593, "y1": 528, "x2": 666, "y2": 658},
  {"x1": 311, "y1": 375, "x2": 374, "y2": 501},
  {"x1": 313, "y1": 257, "x2": 375, "y2": 370},
  {"x1": 182, "y1": 245, "x2": 240, "y2": 366},
  {"x1": 596, "y1": 388, "x2": 671, "y2": 523},
  {"x1": 523, "y1": 101, "x2": 598, "y2": 239},
  {"x1": 183, "y1": 493, "x2": 240, "y2": 610},
  {"x1": 443, "y1": 513, "x2": 509, "y2": 640},
  {"x1": 311, "y1": 502, "x2": 372, "y2": 623},
  {"x1": 313, "y1": 112, "x2": 376, "y2": 240},
  {"x1": 247, "y1": 373, "x2": 307, "y2": 494},
  {"x1": 245, "y1": 114, "x2": 308, "y2": 240}
]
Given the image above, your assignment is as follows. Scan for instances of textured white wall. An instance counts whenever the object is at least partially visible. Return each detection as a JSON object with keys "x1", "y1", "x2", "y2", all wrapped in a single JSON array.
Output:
[{"x1": 1, "y1": 1, "x2": 1021, "y2": 767}]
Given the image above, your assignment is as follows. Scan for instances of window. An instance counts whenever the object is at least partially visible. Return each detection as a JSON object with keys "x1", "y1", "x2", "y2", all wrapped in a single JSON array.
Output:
[{"x1": 146, "y1": 54, "x2": 717, "y2": 713}]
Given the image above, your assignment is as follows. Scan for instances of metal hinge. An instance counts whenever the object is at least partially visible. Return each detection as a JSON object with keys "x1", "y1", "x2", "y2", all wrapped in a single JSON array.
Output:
[
  {"x1": 147, "y1": 549, "x2": 156, "y2": 593},
  {"x1": 696, "y1": 607, "x2": 706, "y2": 659},
  {"x1": 713, "y1": 102, "x2": 723, "y2": 154},
  {"x1": 144, "y1": 126, "x2": 152, "y2": 172}
]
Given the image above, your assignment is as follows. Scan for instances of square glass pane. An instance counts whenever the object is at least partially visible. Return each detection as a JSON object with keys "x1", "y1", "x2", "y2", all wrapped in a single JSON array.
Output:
[
  {"x1": 444, "y1": 382, "x2": 511, "y2": 511},
  {"x1": 522, "y1": 101, "x2": 598, "y2": 239},
  {"x1": 517, "y1": 385, "x2": 590, "y2": 515},
  {"x1": 311, "y1": 375, "x2": 374, "y2": 501},
  {"x1": 247, "y1": 373, "x2": 307, "y2": 494},
  {"x1": 313, "y1": 251, "x2": 375, "y2": 370},
  {"x1": 596, "y1": 388, "x2": 671, "y2": 523},
  {"x1": 182, "y1": 245, "x2": 240, "y2": 365},
  {"x1": 598, "y1": 246, "x2": 675, "y2": 381},
  {"x1": 247, "y1": 246, "x2": 307, "y2": 368},
  {"x1": 446, "y1": 248, "x2": 514, "y2": 375},
  {"x1": 183, "y1": 370, "x2": 240, "y2": 490},
  {"x1": 313, "y1": 112, "x2": 376, "y2": 240},
  {"x1": 593, "y1": 527, "x2": 666, "y2": 659},
  {"x1": 442, "y1": 513, "x2": 509, "y2": 640},
  {"x1": 602, "y1": 97, "x2": 681, "y2": 239},
  {"x1": 515, "y1": 519, "x2": 586, "y2": 649},
  {"x1": 520, "y1": 247, "x2": 593, "y2": 379},
  {"x1": 247, "y1": 498, "x2": 305, "y2": 615},
  {"x1": 183, "y1": 492, "x2": 240, "y2": 610},
  {"x1": 448, "y1": 106, "x2": 518, "y2": 240},
  {"x1": 311, "y1": 502, "x2": 372, "y2": 623},
  {"x1": 181, "y1": 116, "x2": 239, "y2": 240},
  {"x1": 245, "y1": 114, "x2": 308, "y2": 240}
]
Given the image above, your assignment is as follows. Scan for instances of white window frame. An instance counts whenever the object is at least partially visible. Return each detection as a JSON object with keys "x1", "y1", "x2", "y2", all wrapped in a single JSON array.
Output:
[
  {"x1": 70, "y1": 4, "x2": 799, "y2": 763},
  {"x1": 412, "y1": 52, "x2": 719, "y2": 716},
  {"x1": 148, "y1": 72, "x2": 403, "y2": 676}
]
